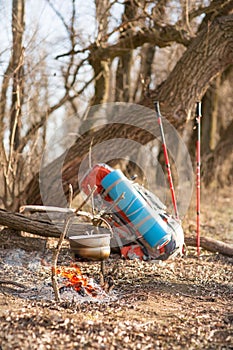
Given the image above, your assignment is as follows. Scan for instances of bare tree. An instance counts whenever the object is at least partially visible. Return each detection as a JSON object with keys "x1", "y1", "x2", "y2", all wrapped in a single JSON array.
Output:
[
  {"x1": 1, "y1": 0, "x2": 233, "y2": 209},
  {"x1": 0, "y1": 0, "x2": 25, "y2": 210},
  {"x1": 24, "y1": 11, "x2": 233, "y2": 205}
]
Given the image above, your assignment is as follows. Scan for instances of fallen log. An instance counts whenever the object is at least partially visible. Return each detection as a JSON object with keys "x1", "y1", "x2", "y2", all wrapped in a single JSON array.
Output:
[
  {"x1": 0, "y1": 208, "x2": 93, "y2": 239},
  {"x1": 184, "y1": 235, "x2": 233, "y2": 257},
  {"x1": 0, "y1": 209, "x2": 233, "y2": 256},
  {"x1": 0, "y1": 208, "x2": 61, "y2": 238}
]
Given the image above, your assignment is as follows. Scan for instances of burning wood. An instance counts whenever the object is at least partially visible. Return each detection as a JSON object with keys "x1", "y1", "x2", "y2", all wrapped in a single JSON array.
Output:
[
  {"x1": 0, "y1": 246, "x2": 112, "y2": 302},
  {"x1": 55, "y1": 264, "x2": 100, "y2": 297}
]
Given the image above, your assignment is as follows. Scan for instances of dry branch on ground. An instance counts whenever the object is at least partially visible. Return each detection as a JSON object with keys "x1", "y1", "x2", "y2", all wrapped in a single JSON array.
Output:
[{"x1": 0, "y1": 208, "x2": 232, "y2": 256}]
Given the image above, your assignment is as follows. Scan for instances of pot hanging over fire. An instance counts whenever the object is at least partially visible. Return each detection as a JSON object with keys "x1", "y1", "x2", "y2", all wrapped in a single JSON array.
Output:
[{"x1": 69, "y1": 233, "x2": 111, "y2": 261}]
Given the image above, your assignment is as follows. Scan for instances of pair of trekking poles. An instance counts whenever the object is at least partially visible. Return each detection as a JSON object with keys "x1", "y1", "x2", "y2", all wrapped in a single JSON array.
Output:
[{"x1": 154, "y1": 101, "x2": 202, "y2": 256}]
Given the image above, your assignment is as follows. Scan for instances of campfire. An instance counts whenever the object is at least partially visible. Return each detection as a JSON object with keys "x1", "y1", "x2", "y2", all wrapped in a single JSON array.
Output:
[
  {"x1": 55, "y1": 263, "x2": 101, "y2": 297},
  {"x1": 0, "y1": 247, "x2": 113, "y2": 303}
]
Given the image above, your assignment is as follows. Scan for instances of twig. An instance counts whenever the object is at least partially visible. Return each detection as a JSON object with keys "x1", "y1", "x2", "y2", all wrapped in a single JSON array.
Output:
[
  {"x1": 51, "y1": 213, "x2": 74, "y2": 302},
  {"x1": 100, "y1": 260, "x2": 105, "y2": 286},
  {"x1": 88, "y1": 138, "x2": 93, "y2": 170},
  {"x1": 87, "y1": 184, "x2": 95, "y2": 216},
  {"x1": 75, "y1": 185, "x2": 97, "y2": 213},
  {"x1": 107, "y1": 192, "x2": 125, "y2": 212},
  {"x1": 51, "y1": 184, "x2": 98, "y2": 302},
  {"x1": 52, "y1": 183, "x2": 74, "y2": 302},
  {"x1": 7, "y1": 85, "x2": 21, "y2": 176},
  {"x1": 19, "y1": 205, "x2": 94, "y2": 221},
  {"x1": 19, "y1": 205, "x2": 75, "y2": 214},
  {"x1": 0, "y1": 280, "x2": 26, "y2": 289},
  {"x1": 68, "y1": 184, "x2": 73, "y2": 208}
]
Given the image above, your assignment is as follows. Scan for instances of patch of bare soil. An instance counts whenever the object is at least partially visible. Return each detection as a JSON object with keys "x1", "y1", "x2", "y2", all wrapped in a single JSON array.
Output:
[{"x1": 0, "y1": 187, "x2": 232, "y2": 350}]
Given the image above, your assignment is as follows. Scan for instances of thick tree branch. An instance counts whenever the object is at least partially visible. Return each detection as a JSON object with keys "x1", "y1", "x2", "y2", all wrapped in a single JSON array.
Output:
[
  {"x1": 23, "y1": 15, "x2": 233, "y2": 205},
  {"x1": 56, "y1": 25, "x2": 190, "y2": 62},
  {"x1": 56, "y1": 0, "x2": 233, "y2": 62},
  {"x1": 145, "y1": 15, "x2": 233, "y2": 125}
]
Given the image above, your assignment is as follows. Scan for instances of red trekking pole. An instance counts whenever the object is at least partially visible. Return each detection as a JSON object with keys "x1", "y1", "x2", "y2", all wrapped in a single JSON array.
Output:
[
  {"x1": 196, "y1": 102, "x2": 202, "y2": 256},
  {"x1": 154, "y1": 101, "x2": 180, "y2": 221}
]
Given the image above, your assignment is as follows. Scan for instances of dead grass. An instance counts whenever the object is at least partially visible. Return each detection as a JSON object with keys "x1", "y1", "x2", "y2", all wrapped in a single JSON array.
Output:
[{"x1": 0, "y1": 186, "x2": 232, "y2": 350}]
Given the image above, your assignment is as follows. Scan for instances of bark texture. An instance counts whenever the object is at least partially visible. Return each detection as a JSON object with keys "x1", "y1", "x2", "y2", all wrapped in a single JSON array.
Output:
[
  {"x1": 25, "y1": 15, "x2": 233, "y2": 205},
  {"x1": 185, "y1": 235, "x2": 233, "y2": 257},
  {"x1": 146, "y1": 15, "x2": 233, "y2": 125},
  {"x1": 0, "y1": 209, "x2": 233, "y2": 256}
]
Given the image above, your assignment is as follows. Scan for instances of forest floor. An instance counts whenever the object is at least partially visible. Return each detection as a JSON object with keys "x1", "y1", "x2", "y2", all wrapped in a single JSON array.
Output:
[{"x1": 0, "y1": 187, "x2": 232, "y2": 350}]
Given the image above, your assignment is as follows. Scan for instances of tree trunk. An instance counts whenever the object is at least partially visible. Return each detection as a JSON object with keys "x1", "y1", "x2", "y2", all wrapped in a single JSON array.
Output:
[
  {"x1": 0, "y1": 0, "x2": 25, "y2": 210},
  {"x1": 115, "y1": 1, "x2": 137, "y2": 102},
  {"x1": 133, "y1": 44, "x2": 156, "y2": 102},
  {"x1": 10, "y1": 0, "x2": 25, "y2": 151},
  {"x1": 202, "y1": 118, "x2": 233, "y2": 186},
  {"x1": 24, "y1": 15, "x2": 233, "y2": 206},
  {"x1": 202, "y1": 75, "x2": 221, "y2": 154},
  {"x1": 145, "y1": 16, "x2": 233, "y2": 126},
  {"x1": 27, "y1": 121, "x2": 155, "y2": 206}
]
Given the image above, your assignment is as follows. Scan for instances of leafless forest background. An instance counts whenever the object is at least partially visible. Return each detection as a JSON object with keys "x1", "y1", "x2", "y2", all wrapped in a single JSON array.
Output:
[
  {"x1": 0, "y1": 3, "x2": 233, "y2": 349},
  {"x1": 0, "y1": 0, "x2": 232, "y2": 212}
]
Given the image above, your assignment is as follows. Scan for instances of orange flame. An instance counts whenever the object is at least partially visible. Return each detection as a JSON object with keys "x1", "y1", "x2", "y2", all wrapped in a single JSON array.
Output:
[{"x1": 55, "y1": 264, "x2": 98, "y2": 297}]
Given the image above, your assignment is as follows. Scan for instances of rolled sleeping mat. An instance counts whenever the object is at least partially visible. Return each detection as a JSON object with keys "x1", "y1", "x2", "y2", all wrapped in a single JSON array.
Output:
[{"x1": 101, "y1": 169, "x2": 171, "y2": 248}]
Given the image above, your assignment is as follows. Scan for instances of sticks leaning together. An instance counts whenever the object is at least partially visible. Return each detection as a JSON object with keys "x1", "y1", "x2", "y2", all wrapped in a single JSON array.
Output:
[{"x1": 51, "y1": 185, "x2": 97, "y2": 302}]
